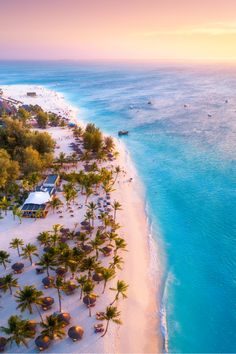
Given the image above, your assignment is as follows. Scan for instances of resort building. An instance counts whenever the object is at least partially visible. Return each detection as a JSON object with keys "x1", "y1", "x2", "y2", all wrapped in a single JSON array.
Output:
[
  {"x1": 21, "y1": 174, "x2": 60, "y2": 218},
  {"x1": 21, "y1": 190, "x2": 51, "y2": 218},
  {"x1": 43, "y1": 174, "x2": 60, "y2": 188}
]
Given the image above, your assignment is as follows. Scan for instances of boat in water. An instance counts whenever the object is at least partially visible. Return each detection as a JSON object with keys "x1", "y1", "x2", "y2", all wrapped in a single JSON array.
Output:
[{"x1": 118, "y1": 130, "x2": 129, "y2": 136}]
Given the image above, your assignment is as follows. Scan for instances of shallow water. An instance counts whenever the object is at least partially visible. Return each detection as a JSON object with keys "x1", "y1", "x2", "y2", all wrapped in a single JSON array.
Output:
[{"x1": 0, "y1": 61, "x2": 236, "y2": 352}]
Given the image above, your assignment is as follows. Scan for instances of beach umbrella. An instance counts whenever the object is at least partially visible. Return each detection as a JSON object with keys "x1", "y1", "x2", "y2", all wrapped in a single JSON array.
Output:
[
  {"x1": 57, "y1": 312, "x2": 71, "y2": 327},
  {"x1": 83, "y1": 294, "x2": 96, "y2": 307},
  {"x1": 41, "y1": 296, "x2": 54, "y2": 310},
  {"x1": 92, "y1": 272, "x2": 103, "y2": 283},
  {"x1": 68, "y1": 326, "x2": 84, "y2": 341},
  {"x1": 64, "y1": 281, "x2": 77, "y2": 295},
  {"x1": 35, "y1": 335, "x2": 51, "y2": 351},
  {"x1": 56, "y1": 267, "x2": 67, "y2": 277},
  {"x1": 0, "y1": 337, "x2": 7, "y2": 352},
  {"x1": 81, "y1": 244, "x2": 93, "y2": 253},
  {"x1": 42, "y1": 276, "x2": 54, "y2": 288},
  {"x1": 11, "y1": 262, "x2": 24, "y2": 274},
  {"x1": 102, "y1": 246, "x2": 113, "y2": 257},
  {"x1": 26, "y1": 320, "x2": 37, "y2": 334}
]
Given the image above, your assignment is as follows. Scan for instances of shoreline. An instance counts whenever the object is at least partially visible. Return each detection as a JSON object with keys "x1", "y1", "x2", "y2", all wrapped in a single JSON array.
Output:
[{"x1": 0, "y1": 84, "x2": 163, "y2": 353}]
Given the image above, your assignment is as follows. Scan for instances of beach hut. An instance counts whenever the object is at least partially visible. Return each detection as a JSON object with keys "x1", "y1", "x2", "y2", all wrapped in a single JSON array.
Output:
[
  {"x1": 35, "y1": 335, "x2": 51, "y2": 351},
  {"x1": 41, "y1": 297, "x2": 54, "y2": 311},
  {"x1": 21, "y1": 191, "x2": 51, "y2": 218},
  {"x1": 11, "y1": 262, "x2": 24, "y2": 274},
  {"x1": 57, "y1": 312, "x2": 71, "y2": 327},
  {"x1": 0, "y1": 337, "x2": 7, "y2": 352},
  {"x1": 68, "y1": 326, "x2": 84, "y2": 341}
]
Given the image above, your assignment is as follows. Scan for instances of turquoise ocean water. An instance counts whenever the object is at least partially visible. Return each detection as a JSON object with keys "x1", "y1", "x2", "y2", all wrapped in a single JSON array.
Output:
[{"x1": 0, "y1": 61, "x2": 236, "y2": 353}]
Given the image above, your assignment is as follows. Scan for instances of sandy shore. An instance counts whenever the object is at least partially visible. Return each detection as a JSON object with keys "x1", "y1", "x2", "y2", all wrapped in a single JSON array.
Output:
[{"x1": 0, "y1": 85, "x2": 162, "y2": 353}]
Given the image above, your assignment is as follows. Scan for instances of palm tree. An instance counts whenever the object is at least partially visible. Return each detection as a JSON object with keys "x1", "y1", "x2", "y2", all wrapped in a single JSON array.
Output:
[
  {"x1": 54, "y1": 277, "x2": 63, "y2": 313},
  {"x1": 110, "y1": 280, "x2": 129, "y2": 305},
  {"x1": 101, "y1": 268, "x2": 115, "y2": 293},
  {"x1": 104, "y1": 136, "x2": 115, "y2": 152},
  {"x1": 10, "y1": 238, "x2": 24, "y2": 257},
  {"x1": 100, "y1": 306, "x2": 122, "y2": 337},
  {"x1": 0, "y1": 250, "x2": 11, "y2": 269},
  {"x1": 0, "y1": 196, "x2": 10, "y2": 215},
  {"x1": 21, "y1": 243, "x2": 38, "y2": 265},
  {"x1": 76, "y1": 275, "x2": 87, "y2": 300},
  {"x1": 0, "y1": 315, "x2": 35, "y2": 348},
  {"x1": 80, "y1": 256, "x2": 100, "y2": 278},
  {"x1": 49, "y1": 196, "x2": 63, "y2": 213},
  {"x1": 89, "y1": 231, "x2": 104, "y2": 260},
  {"x1": 14, "y1": 208, "x2": 23, "y2": 224},
  {"x1": 67, "y1": 260, "x2": 78, "y2": 279},
  {"x1": 111, "y1": 201, "x2": 122, "y2": 222},
  {"x1": 12, "y1": 205, "x2": 21, "y2": 221},
  {"x1": 58, "y1": 152, "x2": 67, "y2": 167},
  {"x1": 37, "y1": 253, "x2": 57, "y2": 276},
  {"x1": 114, "y1": 237, "x2": 127, "y2": 255},
  {"x1": 2, "y1": 274, "x2": 19, "y2": 295},
  {"x1": 40, "y1": 314, "x2": 65, "y2": 340},
  {"x1": 15, "y1": 285, "x2": 44, "y2": 321},
  {"x1": 109, "y1": 255, "x2": 124, "y2": 270},
  {"x1": 37, "y1": 231, "x2": 51, "y2": 246},
  {"x1": 113, "y1": 165, "x2": 121, "y2": 184},
  {"x1": 82, "y1": 280, "x2": 96, "y2": 317}
]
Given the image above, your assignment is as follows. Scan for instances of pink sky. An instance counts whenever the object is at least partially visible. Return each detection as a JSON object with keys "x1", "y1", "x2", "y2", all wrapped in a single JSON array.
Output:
[{"x1": 1, "y1": 0, "x2": 236, "y2": 61}]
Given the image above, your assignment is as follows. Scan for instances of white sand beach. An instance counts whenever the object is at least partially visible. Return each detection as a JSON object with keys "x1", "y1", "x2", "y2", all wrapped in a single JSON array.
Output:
[{"x1": 0, "y1": 85, "x2": 162, "y2": 353}]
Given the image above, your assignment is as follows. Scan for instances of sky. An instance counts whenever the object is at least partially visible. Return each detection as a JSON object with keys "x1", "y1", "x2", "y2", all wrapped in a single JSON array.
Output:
[{"x1": 1, "y1": 0, "x2": 236, "y2": 62}]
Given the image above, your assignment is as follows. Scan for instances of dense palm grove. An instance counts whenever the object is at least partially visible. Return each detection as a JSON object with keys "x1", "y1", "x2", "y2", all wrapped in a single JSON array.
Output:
[{"x1": 0, "y1": 106, "x2": 128, "y2": 351}]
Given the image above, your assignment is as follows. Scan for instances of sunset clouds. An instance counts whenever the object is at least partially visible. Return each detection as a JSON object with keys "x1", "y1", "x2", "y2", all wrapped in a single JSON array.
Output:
[{"x1": 0, "y1": 0, "x2": 236, "y2": 62}]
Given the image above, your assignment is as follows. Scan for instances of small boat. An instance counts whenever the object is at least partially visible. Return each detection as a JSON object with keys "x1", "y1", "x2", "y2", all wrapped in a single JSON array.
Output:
[{"x1": 118, "y1": 130, "x2": 129, "y2": 136}]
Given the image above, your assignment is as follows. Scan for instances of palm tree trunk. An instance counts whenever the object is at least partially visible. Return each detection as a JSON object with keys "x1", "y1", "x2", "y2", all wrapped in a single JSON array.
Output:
[
  {"x1": 88, "y1": 297, "x2": 91, "y2": 317},
  {"x1": 102, "y1": 280, "x2": 107, "y2": 294},
  {"x1": 29, "y1": 255, "x2": 33, "y2": 265},
  {"x1": 35, "y1": 304, "x2": 44, "y2": 323},
  {"x1": 9, "y1": 285, "x2": 12, "y2": 295},
  {"x1": 58, "y1": 289, "x2": 62, "y2": 312},
  {"x1": 101, "y1": 320, "x2": 110, "y2": 337},
  {"x1": 17, "y1": 246, "x2": 20, "y2": 257}
]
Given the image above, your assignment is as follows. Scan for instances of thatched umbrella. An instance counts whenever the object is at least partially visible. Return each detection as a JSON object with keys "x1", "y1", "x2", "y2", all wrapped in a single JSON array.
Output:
[
  {"x1": 42, "y1": 276, "x2": 54, "y2": 289},
  {"x1": 26, "y1": 320, "x2": 37, "y2": 334},
  {"x1": 11, "y1": 262, "x2": 24, "y2": 274},
  {"x1": 56, "y1": 266, "x2": 67, "y2": 277},
  {"x1": 0, "y1": 337, "x2": 7, "y2": 352},
  {"x1": 57, "y1": 312, "x2": 71, "y2": 327},
  {"x1": 64, "y1": 281, "x2": 77, "y2": 295},
  {"x1": 81, "y1": 220, "x2": 89, "y2": 226},
  {"x1": 83, "y1": 294, "x2": 97, "y2": 307},
  {"x1": 81, "y1": 244, "x2": 93, "y2": 253},
  {"x1": 102, "y1": 246, "x2": 113, "y2": 257},
  {"x1": 92, "y1": 272, "x2": 103, "y2": 283},
  {"x1": 41, "y1": 297, "x2": 54, "y2": 311},
  {"x1": 35, "y1": 335, "x2": 51, "y2": 351},
  {"x1": 68, "y1": 326, "x2": 84, "y2": 341}
]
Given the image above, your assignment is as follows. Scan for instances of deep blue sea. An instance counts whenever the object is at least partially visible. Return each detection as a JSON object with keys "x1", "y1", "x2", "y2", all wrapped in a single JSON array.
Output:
[{"x1": 1, "y1": 61, "x2": 236, "y2": 353}]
